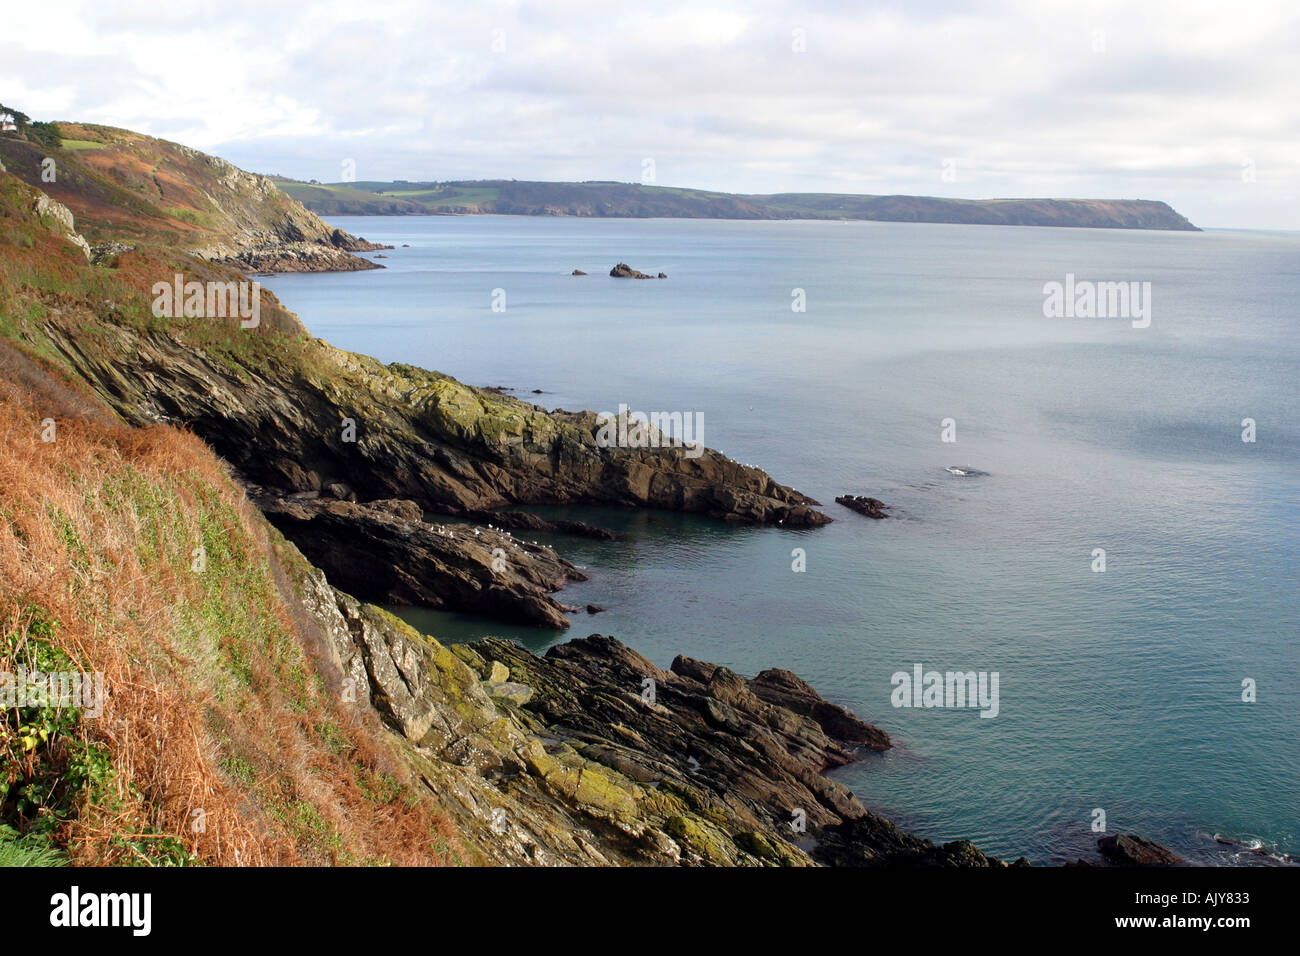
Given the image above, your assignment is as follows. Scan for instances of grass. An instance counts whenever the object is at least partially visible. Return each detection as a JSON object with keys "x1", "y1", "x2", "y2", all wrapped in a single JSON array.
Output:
[
  {"x1": 0, "y1": 168, "x2": 461, "y2": 863},
  {"x1": 0, "y1": 368, "x2": 461, "y2": 865},
  {"x1": 59, "y1": 140, "x2": 103, "y2": 151}
]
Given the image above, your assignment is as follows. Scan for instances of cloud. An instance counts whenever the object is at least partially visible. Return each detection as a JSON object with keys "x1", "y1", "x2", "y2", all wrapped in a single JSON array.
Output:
[{"x1": 2, "y1": 0, "x2": 1296, "y2": 227}]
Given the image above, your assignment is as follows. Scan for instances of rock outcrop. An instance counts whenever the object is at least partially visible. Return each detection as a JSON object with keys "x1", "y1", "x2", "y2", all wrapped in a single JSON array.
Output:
[
  {"x1": 836, "y1": 494, "x2": 890, "y2": 519},
  {"x1": 283, "y1": 538, "x2": 1007, "y2": 867},
  {"x1": 1097, "y1": 834, "x2": 1184, "y2": 866},
  {"x1": 29, "y1": 191, "x2": 90, "y2": 260},
  {"x1": 33, "y1": 297, "x2": 824, "y2": 625},
  {"x1": 39, "y1": 316, "x2": 827, "y2": 529},
  {"x1": 610, "y1": 262, "x2": 662, "y2": 279},
  {"x1": 250, "y1": 488, "x2": 585, "y2": 627}
]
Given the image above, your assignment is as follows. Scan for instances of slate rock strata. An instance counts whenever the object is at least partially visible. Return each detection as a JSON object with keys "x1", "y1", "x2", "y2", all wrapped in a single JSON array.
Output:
[
  {"x1": 281, "y1": 538, "x2": 1010, "y2": 867},
  {"x1": 251, "y1": 487, "x2": 583, "y2": 628},
  {"x1": 40, "y1": 316, "x2": 826, "y2": 529},
  {"x1": 454, "y1": 633, "x2": 1008, "y2": 865}
]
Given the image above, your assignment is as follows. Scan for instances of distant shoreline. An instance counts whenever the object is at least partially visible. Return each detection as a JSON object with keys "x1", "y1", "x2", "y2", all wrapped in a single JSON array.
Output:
[{"x1": 274, "y1": 177, "x2": 1201, "y2": 232}]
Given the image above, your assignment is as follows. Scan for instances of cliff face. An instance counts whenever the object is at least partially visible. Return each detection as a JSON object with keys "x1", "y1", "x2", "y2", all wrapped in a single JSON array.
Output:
[{"x1": 0, "y1": 120, "x2": 384, "y2": 272}]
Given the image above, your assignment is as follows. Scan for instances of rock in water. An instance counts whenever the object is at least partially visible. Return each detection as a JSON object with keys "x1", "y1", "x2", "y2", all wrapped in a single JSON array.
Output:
[
  {"x1": 249, "y1": 487, "x2": 584, "y2": 628},
  {"x1": 835, "y1": 494, "x2": 890, "y2": 519},
  {"x1": 446, "y1": 633, "x2": 1006, "y2": 866},
  {"x1": 572, "y1": 269, "x2": 587, "y2": 275},
  {"x1": 610, "y1": 262, "x2": 655, "y2": 278},
  {"x1": 1098, "y1": 834, "x2": 1184, "y2": 865}
]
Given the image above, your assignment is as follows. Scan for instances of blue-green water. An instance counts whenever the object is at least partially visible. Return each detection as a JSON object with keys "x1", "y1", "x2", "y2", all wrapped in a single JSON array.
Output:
[{"x1": 263, "y1": 215, "x2": 1299, "y2": 865}]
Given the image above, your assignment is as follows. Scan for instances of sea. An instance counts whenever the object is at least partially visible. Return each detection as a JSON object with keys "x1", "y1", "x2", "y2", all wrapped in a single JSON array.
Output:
[{"x1": 261, "y1": 214, "x2": 1300, "y2": 865}]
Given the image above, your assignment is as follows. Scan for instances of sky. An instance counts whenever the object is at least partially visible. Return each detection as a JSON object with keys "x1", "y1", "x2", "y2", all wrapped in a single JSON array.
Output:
[{"x1": 3, "y1": 0, "x2": 1297, "y2": 229}]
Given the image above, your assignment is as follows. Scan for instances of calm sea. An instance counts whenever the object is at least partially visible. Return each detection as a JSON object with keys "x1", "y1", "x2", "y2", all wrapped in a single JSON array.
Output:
[{"x1": 262, "y1": 215, "x2": 1299, "y2": 865}]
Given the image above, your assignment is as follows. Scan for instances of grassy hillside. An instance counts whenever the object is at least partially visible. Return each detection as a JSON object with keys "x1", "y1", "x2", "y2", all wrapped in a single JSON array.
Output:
[
  {"x1": 0, "y1": 110, "x2": 382, "y2": 271},
  {"x1": 279, "y1": 177, "x2": 1200, "y2": 230},
  {"x1": 0, "y1": 170, "x2": 464, "y2": 865}
]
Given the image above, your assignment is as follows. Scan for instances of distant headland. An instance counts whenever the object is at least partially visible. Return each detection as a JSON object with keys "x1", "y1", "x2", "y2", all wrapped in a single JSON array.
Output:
[{"x1": 273, "y1": 176, "x2": 1200, "y2": 231}]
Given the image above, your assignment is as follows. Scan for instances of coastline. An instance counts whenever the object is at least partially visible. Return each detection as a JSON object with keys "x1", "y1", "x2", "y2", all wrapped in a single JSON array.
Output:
[{"x1": 1, "y1": 134, "x2": 1289, "y2": 867}]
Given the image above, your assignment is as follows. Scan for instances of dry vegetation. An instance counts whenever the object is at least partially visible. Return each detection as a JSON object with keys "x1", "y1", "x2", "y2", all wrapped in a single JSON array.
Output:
[
  {"x1": 0, "y1": 350, "x2": 462, "y2": 865},
  {"x1": 0, "y1": 167, "x2": 463, "y2": 866}
]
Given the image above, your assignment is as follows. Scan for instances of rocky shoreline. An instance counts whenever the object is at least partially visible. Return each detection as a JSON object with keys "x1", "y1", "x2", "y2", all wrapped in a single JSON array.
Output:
[{"x1": 287, "y1": 536, "x2": 1018, "y2": 865}]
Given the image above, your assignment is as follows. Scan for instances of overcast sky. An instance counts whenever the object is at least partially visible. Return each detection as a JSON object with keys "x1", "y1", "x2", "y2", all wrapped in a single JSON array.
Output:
[{"x1": 4, "y1": 0, "x2": 1296, "y2": 228}]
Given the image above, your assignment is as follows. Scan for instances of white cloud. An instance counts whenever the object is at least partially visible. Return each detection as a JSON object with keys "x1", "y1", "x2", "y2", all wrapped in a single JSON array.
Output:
[{"x1": 2, "y1": 0, "x2": 1296, "y2": 227}]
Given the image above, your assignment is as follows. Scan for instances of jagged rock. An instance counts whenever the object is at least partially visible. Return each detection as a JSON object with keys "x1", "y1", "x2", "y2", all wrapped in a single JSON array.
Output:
[
  {"x1": 610, "y1": 262, "x2": 654, "y2": 279},
  {"x1": 30, "y1": 191, "x2": 90, "y2": 260},
  {"x1": 835, "y1": 495, "x2": 890, "y2": 519},
  {"x1": 486, "y1": 681, "x2": 535, "y2": 705},
  {"x1": 214, "y1": 240, "x2": 385, "y2": 273},
  {"x1": 89, "y1": 240, "x2": 136, "y2": 266},
  {"x1": 38, "y1": 314, "x2": 827, "y2": 528},
  {"x1": 1098, "y1": 834, "x2": 1184, "y2": 866},
  {"x1": 250, "y1": 487, "x2": 584, "y2": 628},
  {"x1": 749, "y1": 668, "x2": 891, "y2": 750},
  {"x1": 657, "y1": 272, "x2": 667, "y2": 279},
  {"x1": 458, "y1": 633, "x2": 1002, "y2": 867},
  {"x1": 323, "y1": 481, "x2": 356, "y2": 501},
  {"x1": 586, "y1": 604, "x2": 605, "y2": 614},
  {"x1": 486, "y1": 660, "x2": 510, "y2": 683}
]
